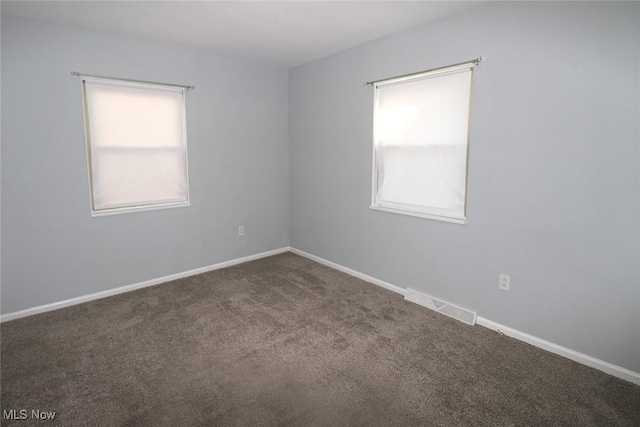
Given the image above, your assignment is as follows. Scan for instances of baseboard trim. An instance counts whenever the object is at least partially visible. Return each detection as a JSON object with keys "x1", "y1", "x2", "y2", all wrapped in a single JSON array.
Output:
[
  {"x1": 289, "y1": 247, "x2": 406, "y2": 296},
  {"x1": 0, "y1": 247, "x2": 290, "y2": 323},
  {"x1": 476, "y1": 317, "x2": 640, "y2": 386},
  {"x1": 4, "y1": 246, "x2": 638, "y2": 386},
  {"x1": 290, "y1": 247, "x2": 640, "y2": 386}
]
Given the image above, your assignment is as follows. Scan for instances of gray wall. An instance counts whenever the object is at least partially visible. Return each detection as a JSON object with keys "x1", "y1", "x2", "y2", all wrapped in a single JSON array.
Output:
[
  {"x1": 1, "y1": 16, "x2": 289, "y2": 314},
  {"x1": 289, "y1": 2, "x2": 640, "y2": 372},
  {"x1": 2, "y1": 2, "x2": 639, "y2": 374}
]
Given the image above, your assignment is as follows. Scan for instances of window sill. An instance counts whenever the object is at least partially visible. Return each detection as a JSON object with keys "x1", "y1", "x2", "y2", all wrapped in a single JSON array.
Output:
[
  {"x1": 91, "y1": 201, "x2": 190, "y2": 217},
  {"x1": 369, "y1": 205, "x2": 466, "y2": 224}
]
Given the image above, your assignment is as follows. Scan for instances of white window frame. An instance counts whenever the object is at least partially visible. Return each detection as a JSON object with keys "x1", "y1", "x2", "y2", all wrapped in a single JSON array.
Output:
[
  {"x1": 370, "y1": 60, "x2": 478, "y2": 224},
  {"x1": 80, "y1": 75, "x2": 191, "y2": 217}
]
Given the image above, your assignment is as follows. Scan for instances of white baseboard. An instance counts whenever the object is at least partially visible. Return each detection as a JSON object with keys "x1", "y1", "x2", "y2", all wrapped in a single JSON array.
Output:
[
  {"x1": 4, "y1": 245, "x2": 638, "y2": 386},
  {"x1": 0, "y1": 247, "x2": 290, "y2": 323},
  {"x1": 476, "y1": 317, "x2": 640, "y2": 385},
  {"x1": 289, "y1": 247, "x2": 406, "y2": 296},
  {"x1": 290, "y1": 246, "x2": 640, "y2": 386}
]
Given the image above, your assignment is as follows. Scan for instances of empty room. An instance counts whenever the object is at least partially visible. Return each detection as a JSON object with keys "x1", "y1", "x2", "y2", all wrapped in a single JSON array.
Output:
[{"x1": 1, "y1": 1, "x2": 639, "y2": 425}]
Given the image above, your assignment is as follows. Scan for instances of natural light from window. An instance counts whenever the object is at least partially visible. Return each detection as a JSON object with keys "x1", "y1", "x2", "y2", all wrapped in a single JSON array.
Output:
[
  {"x1": 371, "y1": 61, "x2": 476, "y2": 223},
  {"x1": 82, "y1": 77, "x2": 190, "y2": 216}
]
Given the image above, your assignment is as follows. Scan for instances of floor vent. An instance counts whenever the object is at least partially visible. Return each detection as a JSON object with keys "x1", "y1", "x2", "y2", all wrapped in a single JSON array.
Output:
[{"x1": 404, "y1": 288, "x2": 477, "y2": 326}]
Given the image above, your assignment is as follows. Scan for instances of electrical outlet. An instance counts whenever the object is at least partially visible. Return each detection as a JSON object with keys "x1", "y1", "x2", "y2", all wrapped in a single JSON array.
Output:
[
  {"x1": 499, "y1": 274, "x2": 510, "y2": 291},
  {"x1": 238, "y1": 226, "x2": 244, "y2": 236}
]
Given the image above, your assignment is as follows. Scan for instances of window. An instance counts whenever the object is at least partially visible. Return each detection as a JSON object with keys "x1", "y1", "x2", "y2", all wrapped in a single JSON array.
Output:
[
  {"x1": 81, "y1": 76, "x2": 190, "y2": 216},
  {"x1": 371, "y1": 60, "x2": 477, "y2": 224}
]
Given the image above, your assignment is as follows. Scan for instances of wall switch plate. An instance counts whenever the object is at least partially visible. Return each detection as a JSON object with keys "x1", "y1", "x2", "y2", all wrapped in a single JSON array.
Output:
[
  {"x1": 499, "y1": 274, "x2": 510, "y2": 291},
  {"x1": 238, "y1": 226, "x2": 244, "y2": 236}
]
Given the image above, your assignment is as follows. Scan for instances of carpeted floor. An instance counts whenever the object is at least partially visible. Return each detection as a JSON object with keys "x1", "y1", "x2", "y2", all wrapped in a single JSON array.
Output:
[{"x1": 1, "y1": 252, "x2": 639, "y2": 426}]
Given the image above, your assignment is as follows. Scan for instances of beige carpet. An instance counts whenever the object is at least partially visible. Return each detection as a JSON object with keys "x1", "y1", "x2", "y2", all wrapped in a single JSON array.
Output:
[{"x1": 2, "y1": 252, "x2": 639, "y2": 426}]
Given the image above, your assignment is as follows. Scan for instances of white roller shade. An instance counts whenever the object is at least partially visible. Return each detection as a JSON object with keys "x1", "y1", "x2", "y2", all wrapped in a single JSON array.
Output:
[
  {"x1": 82, "y1": 77, "x2": 189, "y2": 215},
  {"x1": 373, "y1": 65, "x2": 473, "y2": 221}
]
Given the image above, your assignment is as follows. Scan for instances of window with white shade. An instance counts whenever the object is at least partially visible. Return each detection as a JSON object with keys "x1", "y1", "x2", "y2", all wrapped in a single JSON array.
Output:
[
  {"x1": 371, "y1": 61, "x2": 476, "y2": 224},
  {"x1": 81, "y1": 76, "x2": 190, "y2": 216}
]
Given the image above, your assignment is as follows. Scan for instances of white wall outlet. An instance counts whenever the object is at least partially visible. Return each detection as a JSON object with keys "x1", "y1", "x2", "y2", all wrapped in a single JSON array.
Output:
[
  {"x1": 499, "y1": 274, "x2": 510, "y2": 291},
  {"x1": 238, "y1": 226, "x2": 245, "y2": 236}
]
